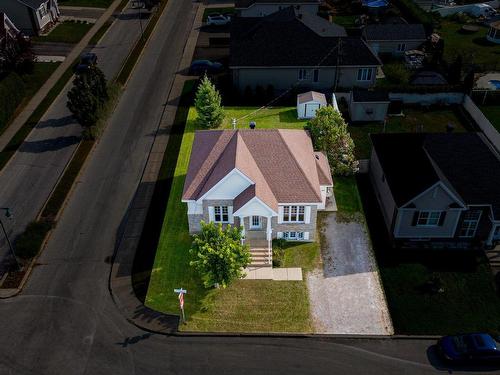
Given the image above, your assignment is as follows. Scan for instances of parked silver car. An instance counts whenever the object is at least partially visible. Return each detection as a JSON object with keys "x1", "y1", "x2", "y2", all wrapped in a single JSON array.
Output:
[{"x1": 206, "y1": 14, "x2": 231, "y2": 26}]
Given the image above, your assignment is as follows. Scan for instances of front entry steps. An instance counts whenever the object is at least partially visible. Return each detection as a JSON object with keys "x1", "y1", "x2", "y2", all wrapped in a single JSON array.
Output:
[
  {"x1": 486, "y1": 245, "x2": 500, "y2": 273},
  {"x1": 250, "y1": 248, "x2": 271, "y2": 267}
]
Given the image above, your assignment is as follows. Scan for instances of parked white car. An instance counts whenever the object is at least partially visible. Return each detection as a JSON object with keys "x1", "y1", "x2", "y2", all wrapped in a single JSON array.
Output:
[{"x1": 206, "y1": 14, "x2": 231, "y2": 26}]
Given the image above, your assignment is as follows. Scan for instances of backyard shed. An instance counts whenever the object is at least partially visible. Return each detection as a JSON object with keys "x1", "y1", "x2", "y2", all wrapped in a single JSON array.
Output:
[
  {"x1": 349, "y1": 90, "x2": 390, "y2": 122},
  {"x1": 297, "y1": 91, "x2": 327, "y2": 119}
]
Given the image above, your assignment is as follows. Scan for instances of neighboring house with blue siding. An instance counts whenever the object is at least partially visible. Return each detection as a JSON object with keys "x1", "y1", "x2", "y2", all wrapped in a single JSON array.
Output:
[{"x1": 369, "y1": 133, "x2": 500, "y2": 249}]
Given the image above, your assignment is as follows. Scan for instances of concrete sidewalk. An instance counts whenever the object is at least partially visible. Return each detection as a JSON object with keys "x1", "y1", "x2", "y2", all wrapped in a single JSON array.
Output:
[
  {"x1": 110, "y1": 1, "x2": 204, "y2": 334},
  {"x1": 0, "y1": 0, "x2": 122, "y2": 152}
]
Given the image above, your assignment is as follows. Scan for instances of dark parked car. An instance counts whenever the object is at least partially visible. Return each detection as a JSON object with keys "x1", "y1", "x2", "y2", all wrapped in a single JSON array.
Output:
[
  {"x1": 75, "y1": 52, "x2": 98, "y2": 74},
  {"x1": 437, "y1": 333, "x2": 500, "y2": 363},
  {"x1": 189, "y1": 60, "x2": 223, "y2": 75}
]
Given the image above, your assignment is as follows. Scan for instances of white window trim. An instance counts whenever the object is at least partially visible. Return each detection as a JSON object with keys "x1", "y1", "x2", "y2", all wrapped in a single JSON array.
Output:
[
  {"x1": 298, "y1": 69, "x2": 308, "y2": 81},
  {"x1": 357, "y1": 68, "x2": 372, "y2": 82},
  {"x1": 213, "y1": 206, "x2": 230, "y2": 223},
  {"x1": 250, "y1": 215, "x2": 261, "y2": 229},
  {"x1": 282, "y1": 205, "x2": 306, "y2": 223},
  {"x1": 397, "y1": 43, "x2": 406, "y2": 52},
  {"x1": 281, "y1": 231, "x2": 308, "y2": 241},
  {"x1": 459, "y1": 210, "x2": 482, "y2": 238},
  {"x1": 416, "y1": 210, "x2": 443, "y2": 227}
]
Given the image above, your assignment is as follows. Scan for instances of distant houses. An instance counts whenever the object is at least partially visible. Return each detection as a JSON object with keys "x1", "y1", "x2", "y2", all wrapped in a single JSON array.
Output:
[
  {"x1": 235, "y1": 0, "x2": 321, "y2": 18},
  {"x1": 362, "y1": 23, "x2": 426, "y2": 57}
]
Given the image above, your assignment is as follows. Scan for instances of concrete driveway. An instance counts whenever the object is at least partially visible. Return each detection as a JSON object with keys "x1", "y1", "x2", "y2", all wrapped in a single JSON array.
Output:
[{"x1": 307, "y1": 213, "x2": 393, "y2": 335}]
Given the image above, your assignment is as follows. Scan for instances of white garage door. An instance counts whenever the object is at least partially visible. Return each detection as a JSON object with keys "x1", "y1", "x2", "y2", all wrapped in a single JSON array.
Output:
[{"x1": 305, "y1": 103, "x2": 320, "y2": 118}]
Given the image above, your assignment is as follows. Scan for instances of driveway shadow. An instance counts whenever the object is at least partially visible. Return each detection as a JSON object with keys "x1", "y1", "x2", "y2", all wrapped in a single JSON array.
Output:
[{"x1": 19, "y1": 136, "x2": 80, "y2": 153}]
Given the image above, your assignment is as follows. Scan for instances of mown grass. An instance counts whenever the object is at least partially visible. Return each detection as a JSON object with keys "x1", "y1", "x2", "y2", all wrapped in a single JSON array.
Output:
[
  {"x1": 480, "y1": 105, "x2": 500, "y2": 132},
  {"x1": 333, "y1": 176, "x2": 362, "y2": 215},
  {"x1": 221, "y1": 107, "x2": 307, "y2": 129},
  {"x1": 348, "y1": 108, "x2": 468, "y2": 159},
  {"x1": 33, "y1": 21, "x2": 93, "y2": 44}
]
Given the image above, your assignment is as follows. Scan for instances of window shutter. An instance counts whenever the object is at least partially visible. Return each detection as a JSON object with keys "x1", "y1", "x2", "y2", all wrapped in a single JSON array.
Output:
[
  {"x1": 411, "y1": 211, "x2": 419, "y2": 226},
  {"x1": 208, "y1": 206, "x2": 215, "y2": 222},
  {"x1": 305, "y1": 206, "x2": 311, "y2": 223},
  {"x1": 278, "y1": 206, "x2": 284, "y2": 224},
  {"x1": 304, "y1": 232, "x2": 309, "y2": 240},
  {"x1": 277, "y1": 232, "x2": 283, "y2": 239},
  {"x1": 438, "y1": 211, "x2": 446, "y2": 226},
  {"x1": 228, "y1": 206, "x2": 234, "y2": 224}
]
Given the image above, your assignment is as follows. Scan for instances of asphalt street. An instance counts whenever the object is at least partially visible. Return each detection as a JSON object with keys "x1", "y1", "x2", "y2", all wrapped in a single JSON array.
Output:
[
  {"x1": 0, "y1": 2, "x2": 496, "y2": 374},
  {"x1": 0, "y1": 5, "x2": 149, "y2": 274}
]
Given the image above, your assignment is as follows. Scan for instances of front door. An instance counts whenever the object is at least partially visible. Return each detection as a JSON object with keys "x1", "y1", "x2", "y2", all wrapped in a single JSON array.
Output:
[{"x1": 250, "y1": 215, "x2": 261, "y2": 229}]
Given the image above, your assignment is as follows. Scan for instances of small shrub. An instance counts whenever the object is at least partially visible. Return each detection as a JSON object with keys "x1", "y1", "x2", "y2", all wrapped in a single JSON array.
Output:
[
  {"x1": 15, "y1": 220, "x2": 53, "y2": 259},
  {"x1": 383, "y1": 63, "x2": 411, "y2": 85},
  {"x1": 0, "y1": 73, "x2": 26, "y2": 131}
]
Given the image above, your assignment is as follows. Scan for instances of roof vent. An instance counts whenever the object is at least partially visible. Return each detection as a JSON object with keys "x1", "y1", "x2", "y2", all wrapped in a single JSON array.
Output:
[{"x1": 249, "y1": 121, "x2": 256, "y2": 129}]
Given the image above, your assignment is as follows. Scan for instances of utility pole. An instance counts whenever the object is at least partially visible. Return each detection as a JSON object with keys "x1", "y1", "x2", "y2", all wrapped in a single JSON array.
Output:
[{"x1": 0, "y1": 208, "x2": 20, "y2": 271}]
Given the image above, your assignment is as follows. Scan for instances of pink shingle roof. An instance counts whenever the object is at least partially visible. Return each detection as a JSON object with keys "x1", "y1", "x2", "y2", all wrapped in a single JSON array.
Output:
[{"x1": 182, "y1": 129, "x2": 332, "y2": 210}]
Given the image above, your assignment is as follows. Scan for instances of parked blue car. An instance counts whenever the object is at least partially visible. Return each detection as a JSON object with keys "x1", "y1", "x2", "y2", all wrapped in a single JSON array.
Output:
[{"x1": 438, "y1": 333, "x2": 500, "y2": 363}]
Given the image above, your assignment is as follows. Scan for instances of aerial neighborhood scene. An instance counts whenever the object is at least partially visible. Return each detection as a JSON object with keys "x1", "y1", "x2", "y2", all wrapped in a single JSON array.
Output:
[{"x1": 1, "y1": 0, "x2": 500, "y2": 372}]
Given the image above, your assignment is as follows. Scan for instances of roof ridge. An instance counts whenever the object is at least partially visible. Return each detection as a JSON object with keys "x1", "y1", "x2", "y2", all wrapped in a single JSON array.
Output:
[{"x1": 277, "y1": 129, "x2": 322, "y2": 201}]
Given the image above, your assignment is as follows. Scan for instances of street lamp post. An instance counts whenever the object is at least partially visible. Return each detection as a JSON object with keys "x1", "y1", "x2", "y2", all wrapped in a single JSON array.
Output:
[{"x1": 0, "y1": 208, "x2": 20, "y2": 271}]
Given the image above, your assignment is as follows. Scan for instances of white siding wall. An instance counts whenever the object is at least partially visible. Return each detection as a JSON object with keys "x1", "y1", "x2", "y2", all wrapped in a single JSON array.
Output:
[
  {"x1": 369, "y1": 149, "x2": 396, "y2": 232},
  {"x1": 203, "y1": 170, "x2": 251, "y2": 200}
]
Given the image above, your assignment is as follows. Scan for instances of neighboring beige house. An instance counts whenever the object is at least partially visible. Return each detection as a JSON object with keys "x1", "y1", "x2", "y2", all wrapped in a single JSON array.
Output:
[
  {"x1": 230, "y1": 7, "x2": 379, "y2": 92},
  {"x1": 362, "y1": 24, "x2": 426, "y2": 57},
  {"x1": 370, "y1": 133, "x2": 500, "y2": 249},
  {"x1": 0, "y1": 0, "x2": 59, "y2": 36},
  {"x1": 235, "y1": 0, "x2": 321, "y2": 17},
  {"x1": 182, "y1": 129, "x2": 334, "y2": 265}
]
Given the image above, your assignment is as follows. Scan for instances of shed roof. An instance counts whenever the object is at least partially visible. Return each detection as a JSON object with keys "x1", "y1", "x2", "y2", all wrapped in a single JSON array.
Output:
[{"x1": 298, "y1": 91, "x2": 327, "y2": 104}]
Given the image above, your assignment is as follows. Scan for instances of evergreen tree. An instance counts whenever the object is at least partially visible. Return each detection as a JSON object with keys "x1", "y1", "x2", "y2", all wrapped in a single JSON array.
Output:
[
  {"x1": 190, "y1": 222, "x2": 251, "y2": 288},
  {"x1": 308, "y1": 106, "x2": 358, "y2": 176},
  {"x1": 194, "y1": 75, "x2": 225, "y2": 128}
]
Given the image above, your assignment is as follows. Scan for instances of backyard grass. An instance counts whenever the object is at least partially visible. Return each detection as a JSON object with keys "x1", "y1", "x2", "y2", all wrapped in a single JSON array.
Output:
[
  {"x1": 33, "y1": 21, "x2": 93, "y2": 44},
  {"x1": 437, "y1": 20, "x2": 500, "y2": 69},
  {"x1": 58, "y1": 0, "x2": 113, "y2": 7},
  {"x1": 334, "y1": 176, "x2": 362, "y2": 215},
  {"x1": 221, "y1": 107, "x2": 307, "y2": 129},
  {"x1": 348, "y1": 108, "x2": 468, "y2": 159},
  {"x1": 480, "y1": 105, "x2": 500, "y2": 132},
  {"x1": 332, "y1": 15, "x2": 357, "y2": 28},
  {"x1": 145, "y1": 107, "x2": 318, "y2": 332}
]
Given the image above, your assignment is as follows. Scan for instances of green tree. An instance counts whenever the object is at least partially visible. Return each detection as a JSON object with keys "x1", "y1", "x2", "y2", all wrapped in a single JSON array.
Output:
[
  {"x1": 190, "y1": 221, "x2": 251, "y2": 288},
  {"x1": 308, "y1": 106, "x2": 358, "y2": 176},
  {"x1": 194, "y1": 75, "x2": 225, "y2": 128},
  {"x1": 67, "y1": 66, "x2": 108, "y2": 131}
]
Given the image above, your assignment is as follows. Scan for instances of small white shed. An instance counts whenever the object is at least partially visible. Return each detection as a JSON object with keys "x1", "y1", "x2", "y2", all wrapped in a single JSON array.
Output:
[
  {"x1": 349, "y1": 90, "x2": 390, "y2": 122},
  {"x1": 297, "y1": 91, "x2": 327, "y2": 119}
]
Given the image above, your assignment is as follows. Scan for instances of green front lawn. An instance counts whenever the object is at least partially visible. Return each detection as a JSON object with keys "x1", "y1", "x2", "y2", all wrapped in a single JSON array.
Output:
[
  {"x1": 22, "y1": 62, "x2": 60, "y2": 98},
  {"x1": 380, "y1": 261, "x2": 500, "y2": 335},
  {"x1": 221, "y1": 107, "x2": 307, "y2": 129},
  {"x1": 145, "y1": 107, "x2": 317, "y2": 332},
  {"x1": 480, "y1": 105, "x2": 500, "y2": 132},
  {"x1": 349, "y1": 109, "x2": 468, "y2": 159},
  {"x1": 57, "y1": 0, "x2": 113, "y2": 7},
  {"x1": 33, "y1": 21, "x2": 93, "y2": 44},
  {"x1": 437, "y1": 20, "x2": 500, "y2": 68}
]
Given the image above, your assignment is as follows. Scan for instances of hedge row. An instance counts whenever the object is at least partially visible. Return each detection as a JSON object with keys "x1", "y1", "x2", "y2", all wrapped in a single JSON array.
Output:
[
  {"x1": 392, "y1": 0, "x2": 434, "y2": 31},
  {"x1": 0, "y1": 73, "x2": 26, "y2": 134}
]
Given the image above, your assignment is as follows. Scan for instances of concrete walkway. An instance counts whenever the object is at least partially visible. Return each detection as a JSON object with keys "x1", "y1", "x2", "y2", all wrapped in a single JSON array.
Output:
[
  {"x1": 243, "y1": 267, "x2": 303, "y2": 280},
  {"x1": 0, "y1": 0, "x2": 122, "y2": 152},
  {"x1": 307, "y1": 213, "x2": 393, "y2": 335}
]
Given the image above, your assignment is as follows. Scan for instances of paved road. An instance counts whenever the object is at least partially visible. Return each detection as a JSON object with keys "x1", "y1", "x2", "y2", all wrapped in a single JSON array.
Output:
[
  {"x1": 0, "y1": 5, "x2": 149, "y2": 275},
  {"x1": 0, "y1": 2, "x2": 495, "y2": 374}
]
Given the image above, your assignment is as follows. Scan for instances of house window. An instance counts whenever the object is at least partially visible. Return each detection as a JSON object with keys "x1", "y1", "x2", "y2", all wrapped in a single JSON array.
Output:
[
  {"x1": 417, "y1": 211, "x2": 443, "y2": 227},
  {"x1": 283, "y1": 206, "x2": 305, "y2": 222},
  {"x1": 397, "y1": 43, "x2": 406, "y2": 52},
  {"x1": 283, "y1": 232, "x2": 305, "y2": 240},
  {"x1": 38, "y1": 4, "x2": 48, "y2": 17},
  {"x1": 298, "y1": 69, "x2": 307, "y2": 80},
  {"x1": 214, "y1": 206, "x2": 229, "y2": 223},
  {"x1": 459, "y1": 210, "x2": 482, "y2": 238},
  {"x1": 251, "y1": 215, "x2": 260, "y2": 228},
  {"x1": 357, "y1": 68, "x2": 372, "y2": 81},
  {"x1": 313, "y1": 69, "x2": 319, "y2": 83}
]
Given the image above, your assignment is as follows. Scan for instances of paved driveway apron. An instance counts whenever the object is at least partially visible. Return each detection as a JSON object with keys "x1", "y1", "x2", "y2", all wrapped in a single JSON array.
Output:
[{"x1": 307, "y1": 213, "x2": 393, "y2": 334}]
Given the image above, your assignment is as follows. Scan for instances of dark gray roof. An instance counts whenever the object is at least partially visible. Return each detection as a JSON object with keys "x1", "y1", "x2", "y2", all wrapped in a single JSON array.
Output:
[
  {"x1": 17, "y1": 0, "x2": 47, "y2": 9},
  {"x1": 371, "y1": 133, "x2": 500, "y2": 219},
  {"x1": 352, "y1": 90, "x2": 389, "y2": 102},
  {"x1": 411, "y1": 71, "x2": 448, "y2": 85},
  {"x1": 363, "y1": 23, "x2": 426, "y2": 41},
  {"x1": 235, "y1": 0, "x2": 319, "y2": 8},
  {"x1": 230, "y1": 8, "x2": 380, "y2": 67}
]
